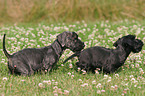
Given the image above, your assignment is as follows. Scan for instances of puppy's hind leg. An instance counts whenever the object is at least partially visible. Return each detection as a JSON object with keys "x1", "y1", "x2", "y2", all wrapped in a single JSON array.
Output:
[
  {"x1": 47, "y1": 67, "x2": 51, "y2": 75},
  {"x1": 47, "y1": 64, "x2": 53, "y2": 75},
  {"x1": 43, "y1": 63, "x2": 53, "y2": 75},
  {"x1": 8, "y1": 59, "x2": 32, "y2": 76},
  {"x1": 15, "y1": 65, "x2": 32, "y2": 76}
]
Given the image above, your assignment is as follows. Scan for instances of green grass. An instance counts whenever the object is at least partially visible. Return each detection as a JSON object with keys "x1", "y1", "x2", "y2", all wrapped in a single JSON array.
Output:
[{"x1": 0, "y1": 20, "x2": 145, "y2": 96}]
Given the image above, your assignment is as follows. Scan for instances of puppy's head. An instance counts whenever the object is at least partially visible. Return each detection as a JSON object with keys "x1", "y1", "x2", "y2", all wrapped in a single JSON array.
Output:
[
  {"x1": 57, "y1": 31, "x2": 85, "y2": 52},
  {"x1": 113, "y1": 35, "x2": 144, "y2": 53}
]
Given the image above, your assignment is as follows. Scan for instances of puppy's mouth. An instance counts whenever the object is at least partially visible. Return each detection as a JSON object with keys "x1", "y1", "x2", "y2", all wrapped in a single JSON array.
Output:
[
  {"x1": 132, "y1": 39, "x2": 144, "y2": 53},
  {"x1": 132, "y1": 46, "x2": 143, "y2": 53},
  {"x1": 72, "y1": 48, "x2": 82, "y2": 52},
  {"x1": 71, "y1": 46, "x2": 84, "y2": 52},
  {"x1": 133, "y1": 49, "x2": 141, "y2": 53},
  {"x1": 73, "y1": 44, "x2": 85, "y2": 52}
]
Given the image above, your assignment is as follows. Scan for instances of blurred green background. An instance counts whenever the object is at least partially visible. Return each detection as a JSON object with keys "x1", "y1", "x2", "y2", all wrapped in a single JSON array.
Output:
[{"x1": 0, "y1": 0, "x2": 145, "y2": 25}]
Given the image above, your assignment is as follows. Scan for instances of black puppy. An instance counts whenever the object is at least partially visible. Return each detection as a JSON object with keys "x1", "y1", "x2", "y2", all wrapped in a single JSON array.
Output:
[
  {"x1": 64, "y1": 35, "x2": 143, "y2": 74},
  {"x1": 3, "y1": 31, "x2": 84, "y2": 76}
]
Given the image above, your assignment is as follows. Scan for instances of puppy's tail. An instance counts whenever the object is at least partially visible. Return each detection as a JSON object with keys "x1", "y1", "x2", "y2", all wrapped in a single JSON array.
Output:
[
  {"x1": 3, "y1": 34, "x2": 11, "y2": 58},
  {"x1": 63, "y1": 51, "x2": 81, "y2": 63}
]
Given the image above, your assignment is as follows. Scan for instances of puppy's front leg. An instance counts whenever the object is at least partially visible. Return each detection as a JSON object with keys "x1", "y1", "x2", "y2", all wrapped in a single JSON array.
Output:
[{"x1": 47, "y1": 65, "x2": 52, "y2": 75}]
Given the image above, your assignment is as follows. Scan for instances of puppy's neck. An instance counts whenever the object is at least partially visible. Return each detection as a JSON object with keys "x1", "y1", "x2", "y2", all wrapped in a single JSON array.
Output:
[
  {"x1": 116, "y1": 45, "x2": 131, "y2": 62},
  {"x1": 51, "y1": 39, "x2": 64, "y2": 58}
]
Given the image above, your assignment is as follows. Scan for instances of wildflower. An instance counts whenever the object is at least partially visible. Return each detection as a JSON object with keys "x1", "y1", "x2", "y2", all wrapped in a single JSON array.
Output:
[
  {"x1": 135, "y1": 63, "x2": 139, "y2": 68},
  {"x1": 63, "y1": 90, "x2": 69, "y2": 95},
  {"x1": 69, "y1": 64, "x2": 73, "y2": 68},
  {"x1": 123, "y1": 89, "x2": 127, "y2": 94},
  {"x1": 61, "y1": 64, "x2": 64, "y2": 66},
  {"x1": 143, "y1": 61, "x2": 145, "y2": 65},
  {"x1": 54, "y1": 93, "x2": 58, "y2": 96},
  {"x1": 54, "y1": 82, "x2": 58, "y2": 86},
  {"x1": 38, "y1": 83, "x2": 43, "y2": 88},
  {"x1": 95, "y1": 68, "x2": 100, "y2": 74},
  {"x1": 137, "y1": 61, "x2": 142, "y2": 64},
  {"x1": 125, "y1": 65, "x2": 129, "y2": 68},
  {"x1": 131, "y1": 78, "x2": 138, "y2": 84},
  {"x1": 142, "y1": 50, "x2": 145, "y2": 53},
  {"x1": 77, "y1": 67, "x2": 81, "y2": 71},
  {"x1": 81, "y1": 69, "x2": 86, "y2": 75},
  {"x1": 21, "y1": 80, "x2": 25, "y2": 82},
  {"x1": 57, "y1": 88, "x2": 62, "y2": 94},
  {"x1": 110, "y1": 86, "x2": 115, "y2": 90},
  {"x1": 71, "y1": 75, "x2": 74, "y2": 79},
  {"x1": 81, "y1": 83, "x2": 88, "y2": 87},
  {"x1": 47, "y1": 80, "x2": 51, "y2": 85},
  {"x1": 115, "y1": 74, "x2": 119, "y2": 78},
  {"x1": 83, "y1": 29, "x2": 86, "y2": 32},
  {"x1": 125, "y1": 83, "x2": 128, "y2": 86},
  {"x1": 138, "y1": 86, "x2": 141, "y2": 89},
  {"x1": 134, "y1": 85, "x2": 137, "y2": 87},
  {"x1": 114, "y1": 85, "x2": 118, "y2": 90},
  {"x1": 1, "y1": 59, "x2": 5, "y2": 64},
  {"x1": 139, "y1": 68, "x2": 144, "y2": 75},
  {"x1": 131, "y1": 78, "x2": 135, "y2": 81},
  {"x1": 96, "y1": 83, "x2": 102, "y2": 88},
  {"x1": 104, "y1": 75, "x2": 108, "y2": 79},
  {"x1": 84, "y1": 24, "x2": 87, "y2": 27},
  {"x1": 107, "y1": 80, "x2": 111, "y2": 82},
  {"x1": 78, "y1": 79, "x2": 82, "y2": 82},
  {"x1": 107, "y1": 77, "x2": 111, "y2": 82},
  {"x1": 53, "y1": 86, "x2": 58, "y2": 89},
  {"x1": 68, "y1": 72, "x2": 71, "y2": 76},
  {"x1": 131, "y1": 64, "x2": 134, "y2": 68},
  {"x1": 2, "y1": 77, "x2": 8, "y2": 81},
  {"x1": 97, "y1": 90, "x2": 101, "y2": 94},
  {"x1": 101, "y1": 90, "x2": 105, "y2": 93},
  {"x1": 129, "y1": 75, "x2": 134, "y2": 78},
  {"x1": 92, "y1": 80, "x2": 96, "y2": 84},
  {"x1": 43, "y1": 80, "x2": 50, "y2": 84},
  {"x1": 108, "y1": 77, "x2": 111, "y2": 80},
  {"x1": 64, "y1": 27, "x2": 69, "y2": 31},
  {"x1": 37, "y1": 45, "x2": 40, "y2": 47},
  {"x1": 53, "y1": 90, "x2": 57, "y2": 93},
  {"x1": 95, "y1": 70, "x2": 99, "y2": 74},
  {"x1": 16, "y1": 35, "x2": 20, "y2": 38}
]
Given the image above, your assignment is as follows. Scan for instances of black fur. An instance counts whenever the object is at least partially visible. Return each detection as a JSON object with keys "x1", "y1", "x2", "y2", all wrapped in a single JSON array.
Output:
[
  {"x1": 3, "y1": 31, "x2": 84, "y2": 76},
  {"x1": 64, "y1": 35, "x2": 144, "y2": 74}
]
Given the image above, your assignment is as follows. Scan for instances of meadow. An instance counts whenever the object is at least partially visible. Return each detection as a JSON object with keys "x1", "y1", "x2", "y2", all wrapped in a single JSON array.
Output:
[
  {"x1": 0, "y1": 0, "x2": 145, "y2": 24},
  {"x1": 0, "y1": 20, "x2": 145, "y2": 95}
]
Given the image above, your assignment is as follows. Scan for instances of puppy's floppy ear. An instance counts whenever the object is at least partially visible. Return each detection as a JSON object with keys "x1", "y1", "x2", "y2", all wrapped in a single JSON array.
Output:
[
  {"x1": 113, "y1": 38, "x2": 121, "y2": 47},
  {"x1": 72, "y1": 32, "x2": 78, "y2": 38},
  {"x1": 122, "y1": 35, "x2": 136, "y2": 47},
  {"x1": 126, "y1": 35, "x2": 136, "y2": 40},
  {"x1": 113, "y1": 35, "x2": 136, "y2": 47},
  {"x1": 123, "y1": 38, "x2": 135, "y2": 47},
  {"x1": 57, "y1": 32, "x2": 67, "y2": 47}
]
